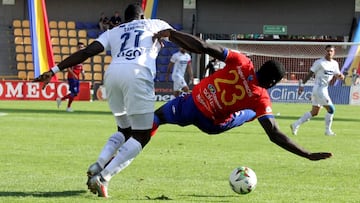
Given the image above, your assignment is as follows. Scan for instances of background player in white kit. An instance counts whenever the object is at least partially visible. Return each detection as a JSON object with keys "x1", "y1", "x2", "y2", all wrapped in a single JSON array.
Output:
[
  {"x1": 33, "y1": 4, "x2": 173, "y2": 198},
  {"x1": 291, "y1": 45, "x2": 344, "y2": 136},
  {"x1": 166, "y1": 47, "x2": 193, "y2": 96}
]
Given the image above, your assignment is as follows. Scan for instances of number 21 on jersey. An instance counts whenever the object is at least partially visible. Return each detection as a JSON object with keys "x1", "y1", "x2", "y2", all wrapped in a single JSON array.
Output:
[{"x1": 117, "y1": 29, "x2": 144, "y2": 60}]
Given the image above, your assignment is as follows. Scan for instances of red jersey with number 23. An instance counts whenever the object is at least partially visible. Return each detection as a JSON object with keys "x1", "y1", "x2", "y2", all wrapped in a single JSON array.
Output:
[{"x1": 192, "y1": 49, "x2": 273, "y2": 124}]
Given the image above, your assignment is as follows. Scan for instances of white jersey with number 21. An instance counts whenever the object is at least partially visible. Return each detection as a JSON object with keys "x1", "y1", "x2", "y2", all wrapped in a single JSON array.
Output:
[{"x1": 96, "y1": 19, "x2": 172, "y2": 78}]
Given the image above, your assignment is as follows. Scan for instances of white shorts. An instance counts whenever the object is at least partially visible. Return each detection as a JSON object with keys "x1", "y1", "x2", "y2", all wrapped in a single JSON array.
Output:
[
  {"x1": 172, "y1": 75, "x2": 187, "y2": 91},
  {"x1": 104, "y1": 63, "x2": 155, "y2": 116},
  {"x1": 311, "y1": 85, "x2": 333, "y2": 106}
]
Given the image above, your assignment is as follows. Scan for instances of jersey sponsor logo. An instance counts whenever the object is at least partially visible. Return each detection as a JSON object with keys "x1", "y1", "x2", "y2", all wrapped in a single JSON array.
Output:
[
  {"x1": 117, "y1": 48, "x2": 142, "y2": 60},
  {"x1": 208, "y1": 84, "x2": 216, "y2": 94},
  {"x1": 203, "y1": 88, "x2": 222, "y2": 110},
  {"x1": 323, "y1": 70, "x2": 334, "y2": 76},
  {"x1": 269, "y1": 87, "x2": 312, "y2": 101}
]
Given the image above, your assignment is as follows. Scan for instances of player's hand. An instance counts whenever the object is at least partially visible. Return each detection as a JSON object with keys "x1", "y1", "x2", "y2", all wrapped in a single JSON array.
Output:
[
  {"x1": 33, "y1": 71, "x2": 54, "y2": 89},
  {"x1": 297, "y1": 79, "x2": 304, "y2": 95},
  {"x1": 307, "y1": 152, "x2": 332, "y2": 161},
  {"x1": 298, "y1": 86, "x2": 304, "y2": 95},
  {"x1": 338, "y1": 74, "x2": 345, "y2": 80},
  {"x1": 153, "y1": 29, "x2": 172, "y2": 47},
  {"x1": 155, "y1": 29, "x2": 171, "y2": 38}
]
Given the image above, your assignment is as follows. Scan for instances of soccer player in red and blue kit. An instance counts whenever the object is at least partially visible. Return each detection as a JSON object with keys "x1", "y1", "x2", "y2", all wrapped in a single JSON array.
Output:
[
  {"x1": 56, "y1": 42, "x2": 85, "y2": 112},
  {"x1": 151, "y1": 93, "x2": 256, "y2": 136},
  {"x1": 152, "y1": 29, "x2": 333, "y2": 161}
]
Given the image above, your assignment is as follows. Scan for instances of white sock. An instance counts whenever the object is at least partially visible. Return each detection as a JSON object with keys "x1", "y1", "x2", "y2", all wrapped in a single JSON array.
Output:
[
  {"x1": 100, "y1": 137, "x2": 142, "y2": 181},
  {"x1": 325, "y1": 113, "x2": 334, "y2": 132},
  {"x1": 295, "y1": 111, "x2": 312, "y2": 127},
  {"x1": 112, "y1": 158, "x2": 134, "y2": 175},
  {"x1": 97, "y1": 132, "x2": 125, "y2": 168}
]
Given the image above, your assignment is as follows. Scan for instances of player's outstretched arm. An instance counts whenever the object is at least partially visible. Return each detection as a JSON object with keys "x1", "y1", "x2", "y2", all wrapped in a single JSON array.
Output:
[
  {"x1": 33, "y1": 41, "x2": 104, "y2": 88},
  {"x1": 258, "y1": 117, "x2": 332, "y2": 161},
  {"x1": 155, "y1": 29, "x2": 225, "y2": 61}
]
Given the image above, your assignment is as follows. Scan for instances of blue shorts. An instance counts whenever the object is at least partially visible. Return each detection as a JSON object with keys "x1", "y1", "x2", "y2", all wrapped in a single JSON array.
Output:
[
  {"x1": 68, "y1": 78, "x2": 80, "y2": 96},
  {"x1": 155, "y1": 93, "x2": 255, "y2": 134}
]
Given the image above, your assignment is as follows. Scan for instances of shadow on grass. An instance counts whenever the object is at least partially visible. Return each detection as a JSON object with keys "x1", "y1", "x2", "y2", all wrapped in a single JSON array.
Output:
[
  {"x1": 0, "y1": 190, "x2": 86, "y2": 197},
  {"x1": 178, "y1": 194, "x2": 238, "y2": 202},
  {"x1": 0, "y1": 108, "x2": 111, "y2": 115}
]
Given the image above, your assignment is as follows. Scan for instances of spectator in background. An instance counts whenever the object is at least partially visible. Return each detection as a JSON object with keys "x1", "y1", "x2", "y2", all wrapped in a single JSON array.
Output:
[
  {"x1": 166, "y1": 47, "x2": 193, "y2": 97},
  {"x1": 99, "y1": 12, "x2": 109, "y2": 31},
  {"x1": 56, "y1": 42, "x2": 86, "y2": 112},
  {"x1": 109, "y1": 11, "x2": 122, "y2": 29}
]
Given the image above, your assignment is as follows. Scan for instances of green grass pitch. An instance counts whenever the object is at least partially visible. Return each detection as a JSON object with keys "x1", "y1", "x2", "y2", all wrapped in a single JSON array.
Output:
[{"x1": 0, "y1": 100, "x2": 359, "y2": 203}]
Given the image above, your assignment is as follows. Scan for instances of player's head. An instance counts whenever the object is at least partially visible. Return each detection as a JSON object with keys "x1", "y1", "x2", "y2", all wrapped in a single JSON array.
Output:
[
  {"x1": 77, "y1": 42, "x2": 85, "y2": 50},
  {"x1": 179, "y1": 47, "x2": 186, "y2": 53},
  {"x1": 256, "y1": 60, "x2": 285, "y2": 89},
  {"x1": 325, "y1": 45, "x2": 335, "y2": 60},
  {"x1": 124, "y1": 4, "x2": 144, "y2": 22}
]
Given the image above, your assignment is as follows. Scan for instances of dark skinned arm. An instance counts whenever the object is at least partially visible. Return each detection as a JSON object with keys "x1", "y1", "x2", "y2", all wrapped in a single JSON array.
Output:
[
  {"x1": 57, "y1": 41, "x2": 104, "y2": 70},
  {"x1": 259, "y1": 117, "x2": 332, "y2": 161},
  {"x1": 156, "y1": 29, "x2": 225, "y2": 61},
  {"x1": 33, "y1": 41, "x2": 104, "y2": 88}
]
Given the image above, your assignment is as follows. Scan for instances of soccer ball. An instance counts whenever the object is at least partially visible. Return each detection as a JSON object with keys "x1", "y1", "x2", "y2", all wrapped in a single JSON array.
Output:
[{"x1": 229, "y1": 166, "x2": 257, "y2": 195}]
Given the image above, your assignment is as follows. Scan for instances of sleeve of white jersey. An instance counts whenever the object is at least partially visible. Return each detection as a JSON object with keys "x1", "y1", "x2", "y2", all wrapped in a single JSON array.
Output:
[
  {"x1": 310, "y1": 59, "x2": 320, "y2": 73},
  {"x1": 156, "y1": 19, "x2": 173, "y2": 31},
  {"x1": 170, "y1": 52, "x2": 177, "y2": 63},
  {"x1": 96, "y1": 30, "x2": 111, "y2": 51}
]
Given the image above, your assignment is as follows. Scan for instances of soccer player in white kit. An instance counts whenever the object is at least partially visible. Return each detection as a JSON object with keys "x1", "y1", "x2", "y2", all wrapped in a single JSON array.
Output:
[
  {"x1": 166, "y1": 47, "x2": 193, "y2": 96},
  {"x1": 290, "y1": 45, "x2": 344, "y2": 136},
  {"x1": 33, "y1": 4, "x2": 173, "y2": 198}
]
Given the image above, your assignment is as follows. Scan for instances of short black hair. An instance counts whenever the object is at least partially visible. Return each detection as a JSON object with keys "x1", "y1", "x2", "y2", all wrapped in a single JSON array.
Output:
[
  {"x1": 124, "y1": 3, "x2": 144, "y2": 22},
  {"x1": 325, "y1": 45, "x2": 335, "y2": 50},
  {"x1": 257, "y1": 60, "x2": 285, "y2": 89}
]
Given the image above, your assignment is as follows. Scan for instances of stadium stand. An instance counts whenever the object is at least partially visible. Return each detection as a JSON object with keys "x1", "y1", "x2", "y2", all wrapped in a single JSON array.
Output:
[
  {"x1": 14, "y1": 28, "x2": 22, "y2": 36},
  {"x1": 67, "y1": 21, "x2": 76, "y2": 29},
  {"x1": 15, "y1": 45, "x2": 24, "y2": 53},
  {"x1": 58, "y1": 21, "x2": 66, "y2": 29},
  {"x1": 23, "y1": 28, "x2": 30, "y2": 36},
  {"x1": 49, "y1": 21, "x2": 57, "y2": 29},
  {"x1": 17, "y1": 62, "x2": 26, "y2": 71},
  {"x1": 24, "y1": 45, "x2": 32, "y2": 53},
  {"x1": 93, "y1": 64, "x2": 102, "y2": 73},
  {"x1": 12, "y1": 20, "x2": 21, "y2": 28},
  {"x1": 50, "y1": 29, "x2": 58, "y2": 37},
  {"x1": 51, "y1": 37, "x2": 59, "y2": 45},
  {"x1": 26, "y1": 63, "x2": 34, "y2": 71},
  {"x1": 21, "y1": 20, "x2": 29, "y2": 28},
  {"x1": 93, "y1": 72, "x2": 103, "y2": 81}
]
